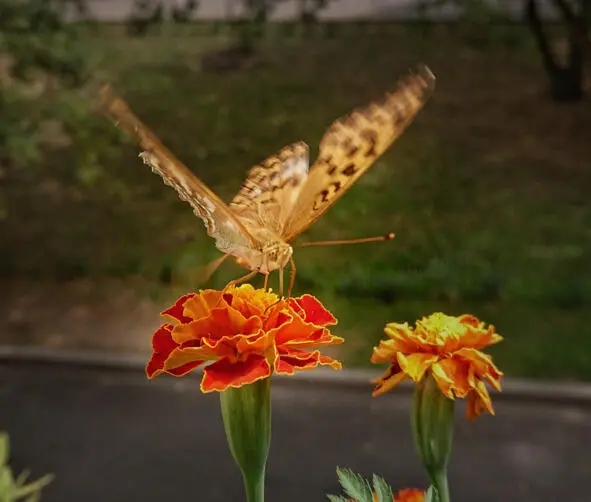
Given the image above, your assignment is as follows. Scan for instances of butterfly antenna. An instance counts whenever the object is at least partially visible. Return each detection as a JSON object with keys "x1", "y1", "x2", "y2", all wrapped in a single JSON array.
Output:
[{"x1": 295, "y1": 233, "x2": 395, "y2": 248}]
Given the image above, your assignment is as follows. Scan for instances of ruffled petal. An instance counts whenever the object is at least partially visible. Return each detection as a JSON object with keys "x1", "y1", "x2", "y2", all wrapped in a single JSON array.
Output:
[
  {"x1": 275, "y1": 348, "x2": 341, "y2": 375},
  {"x1": 161, "y1": 294, "x2": 196, "y2": 324},
  {"x1": 146, "y1": 324, "x2": 178, "y2": 378},
  {"x1": 200, "y1": 355, "x2": 271, "y2": 392},
  {"x1": 372, "y1": 367, "x2": 408, "y2": 397},
  {"x1": 466, "y1": 380, "x2": 495, "y2": 421},
  {"x1": 181, "y1": 290, "x2": 224, "y2": 321},
  {"x1": 454, "y1": 347, "x2": 504, "y2": 391},
  {"x1": 172, "y1": 307, "x2": 262, "y2": 344},
  {"x1": 397, "y1": 352, "x2": 439, "y2": 382},
  {"x1": 288, "y1": 294, "x2": 337, "y2": 326}
]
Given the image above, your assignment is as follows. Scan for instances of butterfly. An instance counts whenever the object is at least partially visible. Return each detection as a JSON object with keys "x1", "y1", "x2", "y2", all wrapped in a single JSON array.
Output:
[{"x1": 98, "y1": 64, "x2": 435, "y2": 296}]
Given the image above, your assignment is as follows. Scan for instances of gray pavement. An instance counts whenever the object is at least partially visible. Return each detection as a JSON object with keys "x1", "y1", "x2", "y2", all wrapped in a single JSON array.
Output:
[{"x1": 1, "y1": 361, "x2": 590, "y2": 502}]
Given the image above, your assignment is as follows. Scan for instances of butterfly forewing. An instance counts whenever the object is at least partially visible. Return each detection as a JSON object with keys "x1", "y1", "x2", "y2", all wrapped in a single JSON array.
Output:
[
  {"x1": 98, "y1": 86, "x2": 260, "y2": 257},
  {"x1": 283, "y1": 65, "x2": 436, "y2": 241},
  {"x1": 229, "y1": 142, "x2": 310, "y2": 235}
]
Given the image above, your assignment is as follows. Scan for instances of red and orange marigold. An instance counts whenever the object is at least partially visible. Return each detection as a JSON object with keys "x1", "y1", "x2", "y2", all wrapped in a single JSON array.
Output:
[
  {"x1": 371, "y1": 312, "x2": 503, "y2": 421},
  {"x1": 348, "y1": 488, "x2": 424, "y2": 502},
  {"x1": 394, "y1": 489, "x2": 425, "y2": 502},
  {"x1": 146, "y1": 284, "x2": 343, "y2": 392}
]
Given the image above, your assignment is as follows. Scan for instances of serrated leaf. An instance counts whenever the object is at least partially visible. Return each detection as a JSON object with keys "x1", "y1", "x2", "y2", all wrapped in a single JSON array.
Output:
[
  {"x1": 13, "y1": 474, "x2": 54, "y2": 499},
  {"x1": 15, "y1": 469, "x2": 31, "y2": 487},
  {"x1": 371, "y1": 474, "x2": 393, "y2": 502},
  {"x1": 336, "y1": 467, "x2": 373, "y2": 502},
  {"x1": 326, "y1": 495, "x2": 349, "y2": 502}
]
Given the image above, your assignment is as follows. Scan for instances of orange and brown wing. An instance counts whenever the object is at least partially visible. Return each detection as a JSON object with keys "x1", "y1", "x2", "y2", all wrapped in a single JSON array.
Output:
[
  {"x1": 98, "y1": 85, "x2": 260, "y2": 256},
  {"x1": 282, "y1": 64, "x2": 436, "y2": 241},
  {"x1": 229, "y1": 142, "x2": 309, "y2": 235}
]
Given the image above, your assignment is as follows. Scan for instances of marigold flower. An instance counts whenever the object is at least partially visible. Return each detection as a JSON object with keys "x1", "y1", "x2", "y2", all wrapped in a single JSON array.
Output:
[
  {"x1": 394, "y1": 489, "x2": 425, "y2": 502},
  {"x1": 146, "y1": 284, "x2": 343, "y2": 392},
  {"x1": 371, "y1": 312, "x2": 503, "y2": 420},
  {"x1": 347, "y1": 488, "x2": 424, "y2": 502}
]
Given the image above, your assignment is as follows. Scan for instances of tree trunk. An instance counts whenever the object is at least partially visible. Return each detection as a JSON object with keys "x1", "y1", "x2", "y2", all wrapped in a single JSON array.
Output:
[{"x1": 525, "y1": 0, "x2": 586, "y2": 102}]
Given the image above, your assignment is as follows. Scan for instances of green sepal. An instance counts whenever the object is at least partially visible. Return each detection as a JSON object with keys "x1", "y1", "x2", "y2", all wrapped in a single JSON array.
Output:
[{"x1": 220, "y1": 377, "x2": 271, "y2": 502}]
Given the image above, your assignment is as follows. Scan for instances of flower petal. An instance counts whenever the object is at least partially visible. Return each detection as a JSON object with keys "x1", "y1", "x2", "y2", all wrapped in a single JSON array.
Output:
[
  {"x1": 273, "y1": 312, "x2": 343, "y2": 348},
  {"x1": 275, "y1": 348, "x2": 341, "y2": 375},
  {"x1": 181, "y1": 290, "x2": 224, "y2": 321},
  {"x1": 200, "y1": 355, "x2": 271, "y2": 392},
  {"x1": 288, "y1": 294, "x2": 337, "y2": 326},
  {"x1": 454, "y1": 347, "x2": 504, "y2": 391},
  {"x1": 384, "y1": 322, "x2": 423, "y2": 352},
  {"x1": 372, "y1": 366, "x2": 408, "y2": 397},
  {"x1": 146, "y1": 324, "x2": 178, "y2": 378},
  {"x1": 161, "y1": 294, "x2": 196, "y2": 324},
  {"x1": 431, "y1": 359, "x2": 462, "y2": 399},
  {"x1": 397, "y1": 352, "x2": 439, "y2": 382},
  {"x1": 466, "y1": 380, "x2": 495, "y2": 421},
  {"x1": 172, "y1": 307, "x2": 262, "y2": 344},
  {"x1": 394, "y1": 488, "x2": 425, "y2": 502}
]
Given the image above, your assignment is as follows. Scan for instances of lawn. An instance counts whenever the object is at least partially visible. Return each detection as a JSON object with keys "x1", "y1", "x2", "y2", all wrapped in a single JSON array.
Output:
[{"x1": 2, "y1": 23, "x2": 590, "y2": 380}]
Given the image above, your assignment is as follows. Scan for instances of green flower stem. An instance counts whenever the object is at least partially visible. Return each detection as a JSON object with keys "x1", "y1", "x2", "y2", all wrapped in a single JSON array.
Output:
[
  {"x1": 220, "y1": 377, "x2": 271, "y2": 502},
  {"x1": 432, "y1": 469, "x2": 450, "y2": 502},
  {"x1": 411, "y1": 374, "x2": 454, "y2": 502}
]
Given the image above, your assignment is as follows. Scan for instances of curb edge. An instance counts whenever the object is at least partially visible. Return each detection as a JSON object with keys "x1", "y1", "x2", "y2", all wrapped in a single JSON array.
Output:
[{"x1": 2, "y1": 345, "x2": 590, "y2": 406}]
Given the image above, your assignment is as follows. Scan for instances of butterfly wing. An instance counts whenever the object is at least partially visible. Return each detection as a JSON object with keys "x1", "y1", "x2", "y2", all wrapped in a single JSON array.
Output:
[
  {"x1": 98, "y1": 85, "x2": 261, "y2": 257},
  {"x1": 229, "y1": 142, "x2": 310, "y2": 236},
  {"x1": 282, "y1": 64, "x2": 436, "y2": 241}
]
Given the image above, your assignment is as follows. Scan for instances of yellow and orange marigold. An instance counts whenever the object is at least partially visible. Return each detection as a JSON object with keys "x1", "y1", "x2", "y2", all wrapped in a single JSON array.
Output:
[
  {"x1": 371, "y1": 312, "x2": 503, "y2": 421},
  {"x1": 146, "y1": 284, "x2": 343, "y2": 392}
]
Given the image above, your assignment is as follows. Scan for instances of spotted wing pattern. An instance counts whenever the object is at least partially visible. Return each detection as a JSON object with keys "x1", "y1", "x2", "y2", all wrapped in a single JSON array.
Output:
[
  {"x1": 98, "y1": 86, "x2": 260, "y2": 256},
  {"x1": 229, "y1": 142, "x2": 309, "y2": 235},
  {"x1": 282, "y1": 64, "x2": 436, "y2": 241}
]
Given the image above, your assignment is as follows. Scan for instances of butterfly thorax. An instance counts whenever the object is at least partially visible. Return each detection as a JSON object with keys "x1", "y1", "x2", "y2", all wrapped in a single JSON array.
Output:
[{"x1": 235, "y1": 227, "x2": 293, "y2": 274}]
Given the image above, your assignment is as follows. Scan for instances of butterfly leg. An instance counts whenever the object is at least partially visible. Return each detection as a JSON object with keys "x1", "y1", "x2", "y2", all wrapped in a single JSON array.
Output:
[
  {"x1": 287, "y1": 256, "x2": 297, "y2": 298},
  {"x1": 198, "y1": 253, "x2": 230, "y2": 284},
  {"x1": 224, "y1": 270, "x2": 257, "y2": 290},
  {"x1": 263, "y1": 273, "x2": 269, "y2": 291},
  {"x1": 279, "y1": 267, "x2": 284, "y2": 298}
]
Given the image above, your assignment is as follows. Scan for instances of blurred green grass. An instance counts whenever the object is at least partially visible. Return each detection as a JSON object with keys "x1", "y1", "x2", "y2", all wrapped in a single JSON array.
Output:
[{"x1": 2, "y1": 23, "x2": 591, "y2": 379}]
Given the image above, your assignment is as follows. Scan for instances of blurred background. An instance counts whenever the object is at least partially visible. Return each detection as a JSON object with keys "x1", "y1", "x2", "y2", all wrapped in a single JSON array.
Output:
[{"x1": 1, "y1": 0, "x2": 590, "y2": 381}]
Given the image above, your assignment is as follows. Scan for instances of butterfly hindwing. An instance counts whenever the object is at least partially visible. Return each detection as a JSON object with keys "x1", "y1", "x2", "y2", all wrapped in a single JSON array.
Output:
[
  {"x1": 98, "y1": 86, "x2": 260, "y2": 257},
  {"x1": 230, "y1": 142, "x2": 309, "y2": 235},
  {"x1": 283, "y1": 65, "x2": 436, "y2": 241}
]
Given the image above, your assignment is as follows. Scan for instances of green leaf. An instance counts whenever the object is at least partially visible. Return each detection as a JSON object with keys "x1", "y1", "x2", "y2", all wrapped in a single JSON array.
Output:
[
  {"x1": 371, "y1": 474, "x2": 394, "y2": 502},
  {"x1": 14, "y1": 469, "x2": 31, "y2": 487},
  {"x1": 13, "y1": 473, "x2": 54, "y2": 499},
  {"x1": 326, "y1": 495, "x2": 349, "y2": 502},
  {"x1": 0, "y1": 433, "x2": 9, "y2": 466},
  {"x1": 0, "y1": 465, "x2": 15, "y2": 497},
  {"x1": 335, "y1": 467, "x2": 373, "y2": 502}
]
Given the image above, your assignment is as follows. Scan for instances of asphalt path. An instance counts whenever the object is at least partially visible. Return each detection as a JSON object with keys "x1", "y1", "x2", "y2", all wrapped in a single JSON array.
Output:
[{"x1": 1, "y1": 362, "x2": 589, "y2": 502}]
